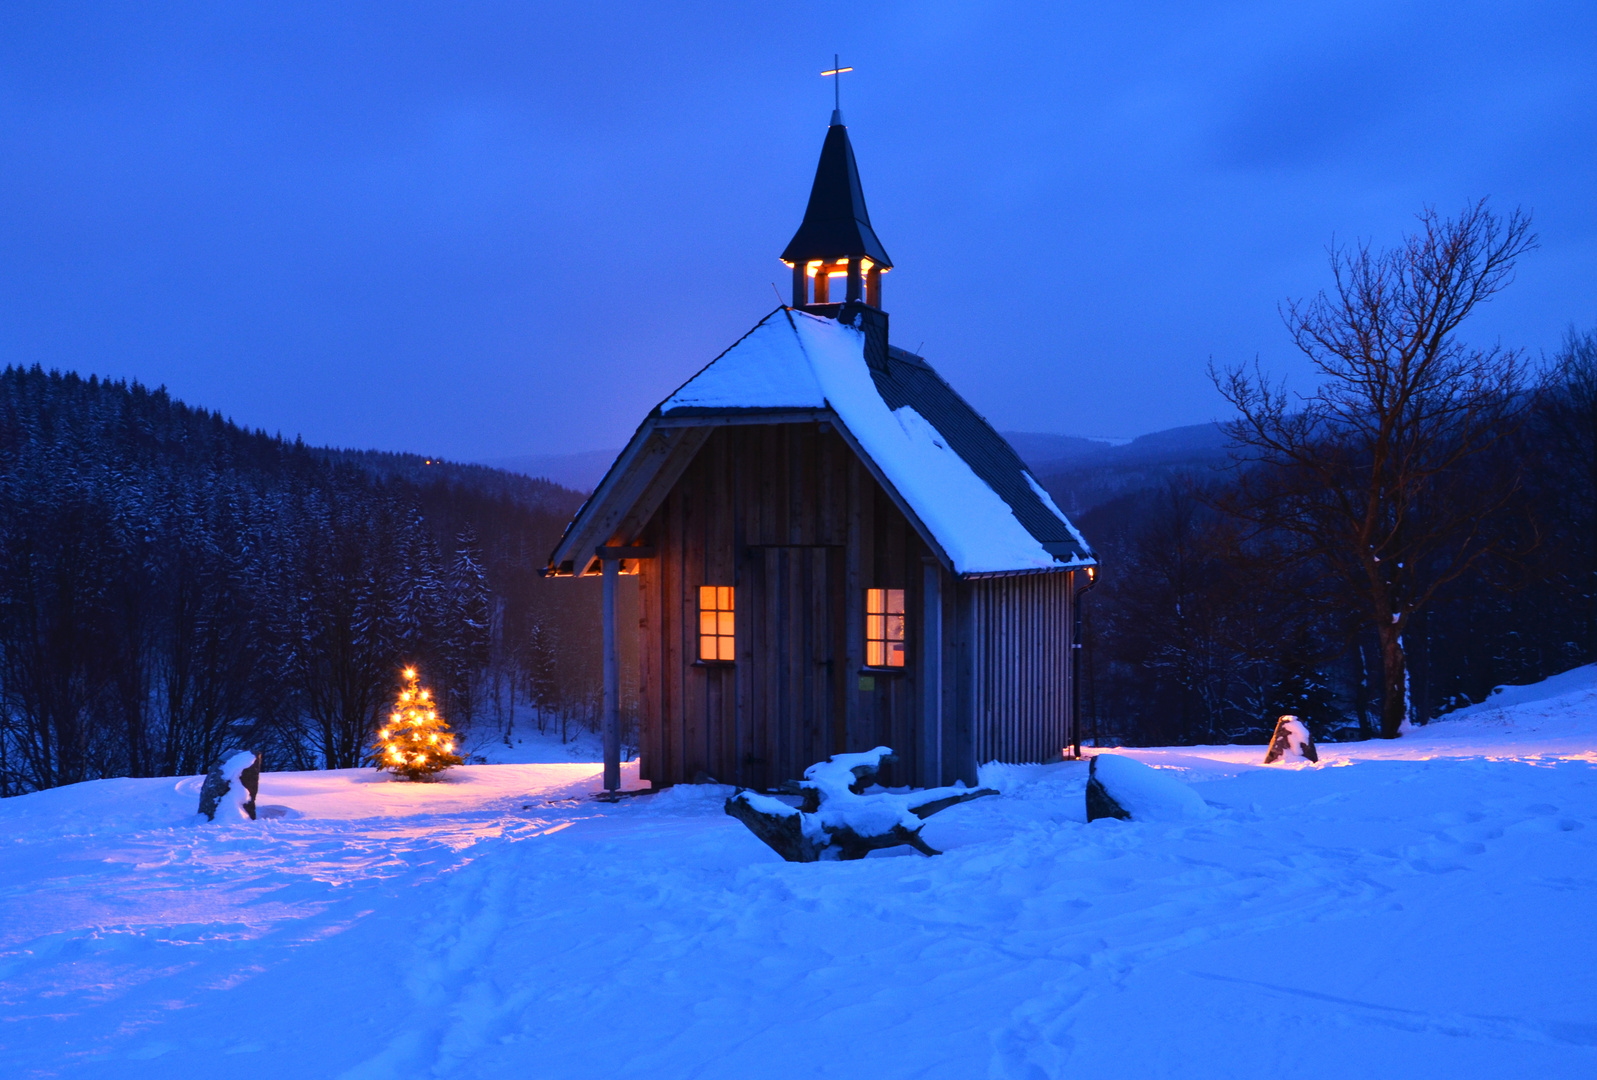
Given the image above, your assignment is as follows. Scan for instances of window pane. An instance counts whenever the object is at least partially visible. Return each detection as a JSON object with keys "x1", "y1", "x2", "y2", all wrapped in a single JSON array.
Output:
[
  {"x1": 866, "y1": 588, "x2": 884, "y2": 614},
  {"x1": 700, "y1": 612, "x2": 717, "y2": 636},
  {"x1": 718, "y1": 586, "x2": 734, "y2": 610},
  {"x1": 886, "y1": 614, "x2": 905, "y2": 642},
  {"x1": 887, "y1": 589, "x2": 905, "y2": 614},
  {"x1": 866, "y1": 615, "x2": 885, "y2": 641},
  {"x1": 700, "y1": 635, "x2": 714, "y2": 660},
  {"x1": 699, "y1": 585, "x2": 716, "y2": 609},
  {"x1": 717, "y1": 611, "x2": 735, "y2": 635},
  {"x1": 717, "y1": 636, "x2": 735, "y2": 661},
  {"x1": 866, "y1": 641, "x2": 885, "y2": 667},
  {"x1": 888, "y1": 642, "x2": 905, "y2": 667}
]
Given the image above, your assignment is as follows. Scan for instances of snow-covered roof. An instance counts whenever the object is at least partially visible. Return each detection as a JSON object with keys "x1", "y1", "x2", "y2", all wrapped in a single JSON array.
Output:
[{"x1": 549, "y1": 307, "x2": 1094, "y2": 577}]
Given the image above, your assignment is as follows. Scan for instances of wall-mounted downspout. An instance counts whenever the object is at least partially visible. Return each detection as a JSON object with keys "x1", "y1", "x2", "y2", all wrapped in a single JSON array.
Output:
[{"x1": 1072, "y1": 566, "x2": 1098, "y2": 757}]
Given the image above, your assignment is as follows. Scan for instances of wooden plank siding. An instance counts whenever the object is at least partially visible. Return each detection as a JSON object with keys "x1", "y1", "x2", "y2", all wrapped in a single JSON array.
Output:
[
  {"x1": 968, "y1": 573, "x2": 1075, "y2": 764},
  {"x1": 634, "y1": 421, "x2": 1076, "y2": 789}
]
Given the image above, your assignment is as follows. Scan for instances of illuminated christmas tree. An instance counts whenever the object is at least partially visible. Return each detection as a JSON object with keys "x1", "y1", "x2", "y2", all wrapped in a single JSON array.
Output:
[{"x1": 374, "y1": 666, "x2": 464, "y2": 781}]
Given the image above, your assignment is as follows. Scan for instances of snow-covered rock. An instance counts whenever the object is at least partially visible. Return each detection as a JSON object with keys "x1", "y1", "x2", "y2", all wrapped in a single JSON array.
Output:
[
  {"x1": 196, "y1": 750, "x2": 261, "y2": 822},
  {"x1": 1086, "y1": 753, "x2": 1213, "y2": 823},
  {"x1": 1263, "y1": 715, "x2": 1318, "y2": 764}
]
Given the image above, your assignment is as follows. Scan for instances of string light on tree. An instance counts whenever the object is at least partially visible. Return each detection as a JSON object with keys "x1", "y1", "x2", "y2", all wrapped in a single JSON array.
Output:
[{"x1": 373, "y1": 666, "x2": 464, "y2": 781}]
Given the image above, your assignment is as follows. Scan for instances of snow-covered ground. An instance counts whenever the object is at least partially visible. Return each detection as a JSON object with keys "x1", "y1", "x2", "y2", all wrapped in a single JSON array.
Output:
[
  {"x1": 464, "y1": 722, "x2": 612, "y2": 766},
  {"x1": 3, "y1": 671, "x2": 1596, "y2": 1078}
]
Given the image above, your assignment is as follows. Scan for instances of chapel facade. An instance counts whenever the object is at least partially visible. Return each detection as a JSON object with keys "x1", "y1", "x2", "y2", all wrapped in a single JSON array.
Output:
[{"x1": 546, "y1": 107, "x2": 1096, "y2": 791}]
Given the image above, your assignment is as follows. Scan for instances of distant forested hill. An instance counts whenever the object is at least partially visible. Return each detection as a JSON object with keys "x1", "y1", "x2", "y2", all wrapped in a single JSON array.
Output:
[
  {"x1": 1008, "y1": 424, "x2": 1233, "y2": 518},
  {"x1": 0, "y1": 365, "x2": 602, "y2": 795},
  {"x1": 1037, "y1": 397, "x2": 1597, "y2": 748}
]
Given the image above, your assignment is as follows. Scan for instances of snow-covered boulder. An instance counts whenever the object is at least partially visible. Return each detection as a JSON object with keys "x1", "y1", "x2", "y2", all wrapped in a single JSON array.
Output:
[
  {"x1": 1086, "y1": 754, "x2": 1212, "y2": 823},
  {"x1": 1263, "y1": 715, "x2": 1318, "y2": 764},
  {"x1": 197, "y1": 750, "x2": 261, "y2": 822}
]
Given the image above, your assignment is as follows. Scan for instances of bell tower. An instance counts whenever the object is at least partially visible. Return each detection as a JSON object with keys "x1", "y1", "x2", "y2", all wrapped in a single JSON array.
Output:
[{"x1": 780, "y1": 71, "x2": 893, "y2": 313}]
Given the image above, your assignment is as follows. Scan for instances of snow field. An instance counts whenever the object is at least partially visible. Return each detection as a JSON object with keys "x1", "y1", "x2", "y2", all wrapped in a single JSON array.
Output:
[{"x1": 1, "y1": 670, "x2": 1596, "y2": 1077}]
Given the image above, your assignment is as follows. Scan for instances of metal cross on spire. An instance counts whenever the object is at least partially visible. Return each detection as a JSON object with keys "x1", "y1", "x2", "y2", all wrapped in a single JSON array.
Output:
[{"x1": 821, "y1": 54, "x2": 852, "y2": 124}]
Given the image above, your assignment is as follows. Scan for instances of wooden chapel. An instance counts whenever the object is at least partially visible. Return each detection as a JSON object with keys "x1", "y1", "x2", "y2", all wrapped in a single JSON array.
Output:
[{"x1": 545, "y1": 103, "x2": 1097, "y2": 792}]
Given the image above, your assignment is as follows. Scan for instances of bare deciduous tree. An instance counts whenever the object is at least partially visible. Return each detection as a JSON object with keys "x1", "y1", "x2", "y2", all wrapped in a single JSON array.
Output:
[
  {"x1": 1544, "y1": 327, "x2": 1597, "y2": 544},
  {"x1": 1212, "y1": 200, "x2": 1538, "y2": 738}
]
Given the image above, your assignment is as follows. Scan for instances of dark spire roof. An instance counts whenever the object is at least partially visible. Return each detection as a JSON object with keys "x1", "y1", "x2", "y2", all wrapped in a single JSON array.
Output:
[{"x1": 780, "y1": 119, "x2": 893, "y2": 268}]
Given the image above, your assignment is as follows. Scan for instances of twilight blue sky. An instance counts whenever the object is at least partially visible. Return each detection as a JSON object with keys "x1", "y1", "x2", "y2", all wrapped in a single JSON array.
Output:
[{"x1": 2, "y1": 2, "x2": 1594, "y2": 460}]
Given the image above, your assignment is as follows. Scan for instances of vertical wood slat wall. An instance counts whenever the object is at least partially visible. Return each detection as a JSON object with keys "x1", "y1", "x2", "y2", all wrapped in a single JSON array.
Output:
[
  {"x1": 969, "y1": 573, "x2": 1074, "y2": 764},
  {"x1": 638, "y1": 423, "x2": 928, "y2": 789},
  {"x1": 636, "y1": 421, "x2": 1078, "y2": 788}
]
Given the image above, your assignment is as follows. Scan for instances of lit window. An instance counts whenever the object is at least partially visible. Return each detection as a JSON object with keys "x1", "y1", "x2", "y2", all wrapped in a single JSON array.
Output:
[
  {"x1": 698, "y1": 586, "x2": 735, "y2": 662},
  {"x1": 866, "y1": 588, "x2": 906, "y2": 668}
]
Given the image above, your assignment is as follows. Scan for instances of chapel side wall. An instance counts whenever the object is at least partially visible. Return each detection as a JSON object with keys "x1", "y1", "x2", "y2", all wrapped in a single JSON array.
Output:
[
  {"x1": 637, "y1": 422, "x2": 935, "y2": 788},
  {"x1": 967, "y1": 571, "x2": 1076, "y2": 766}
]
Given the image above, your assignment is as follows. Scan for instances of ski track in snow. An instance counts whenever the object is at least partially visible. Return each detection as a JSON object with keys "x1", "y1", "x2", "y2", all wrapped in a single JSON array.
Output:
[{"x1": 3, "y1": 677, "x2": 1597, "y2": 1078}]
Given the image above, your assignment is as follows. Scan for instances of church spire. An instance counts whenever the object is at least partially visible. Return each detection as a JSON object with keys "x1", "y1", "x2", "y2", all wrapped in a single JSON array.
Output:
[{"x1": 782, "y1": 70, "x2": 892, "y2": 311}]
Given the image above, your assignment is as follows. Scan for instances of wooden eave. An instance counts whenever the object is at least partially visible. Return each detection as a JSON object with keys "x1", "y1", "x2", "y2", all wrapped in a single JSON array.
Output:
[{"x1": 544, "y1": 413, "x2": 712, "y2": 577}]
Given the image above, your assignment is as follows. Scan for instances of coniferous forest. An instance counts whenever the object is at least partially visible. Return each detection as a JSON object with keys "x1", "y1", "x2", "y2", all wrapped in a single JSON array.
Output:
[{"x1": 0, "y1": 365, "x2": 603, "y2": 796}]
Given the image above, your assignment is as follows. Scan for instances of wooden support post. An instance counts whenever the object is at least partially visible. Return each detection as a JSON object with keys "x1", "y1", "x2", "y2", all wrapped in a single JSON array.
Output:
[
  {"x1": 866, "y1": 266, "x2": 882, "y2": 309},
  {"x1": 593, "y1": 546, "x2": 654, "y2": 792},
  {"x1": 814, "y1": 266, "x2": 829, "y2": 304},
  {"x1": 921, "y1": 558, "x2": 944, "y2": 787},
  {"x1": 602, "y1": 555, "x2": 620, "y2": 792},
  {"x1": 792, "y1": 262, "x2": 807, "y2": 307},
  {"x1": 846, "y1": 256, "x2": 863, "y2": 303}
]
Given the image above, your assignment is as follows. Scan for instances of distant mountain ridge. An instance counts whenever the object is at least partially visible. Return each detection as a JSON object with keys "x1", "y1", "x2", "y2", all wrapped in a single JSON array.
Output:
[
  {"x1": 479, "y1": 449, "x2": 621, "y2": 494},
  {"x1": 1009, "y1": 424, "x2": 1232, "y2": 517},
  {"x1": 320, "y1": 448, "x2": 582, "y2": 514},
  {"x1": 1003, "y1": 424, "x2": 1228, "y2": 473},
  {"x1": 487, "y1": 424, "x2": 1232, "y2": 499}
]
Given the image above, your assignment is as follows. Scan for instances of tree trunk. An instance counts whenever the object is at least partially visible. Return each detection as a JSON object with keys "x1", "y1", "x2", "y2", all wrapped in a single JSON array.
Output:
[{"x1": 1378, "y1": 624, "x2": 1407, "y2": 739}]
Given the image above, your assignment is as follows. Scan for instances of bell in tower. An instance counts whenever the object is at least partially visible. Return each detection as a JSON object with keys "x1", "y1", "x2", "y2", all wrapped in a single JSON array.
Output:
[{"x1": 781, "y1": 82, "x2": 893, "y2": 312}]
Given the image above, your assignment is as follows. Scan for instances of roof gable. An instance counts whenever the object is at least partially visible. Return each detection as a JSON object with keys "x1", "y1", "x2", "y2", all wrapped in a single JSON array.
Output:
[{"x1": 549, "y1": 309, "x2": 1093, "y2": 577}]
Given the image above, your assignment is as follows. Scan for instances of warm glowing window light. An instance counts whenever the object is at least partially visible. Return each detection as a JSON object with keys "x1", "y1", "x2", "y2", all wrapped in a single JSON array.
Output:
[
  {"x1": 699, "y1": 586, "x2": 735, "y2": 662},
  {"x1": 866, "y1": 588, "x2": 906, "y2": 668}
]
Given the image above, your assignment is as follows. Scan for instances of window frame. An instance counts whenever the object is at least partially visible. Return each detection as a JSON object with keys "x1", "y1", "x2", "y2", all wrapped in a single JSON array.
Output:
[
  {"x1": 863, "y1": 587, "x2": 908, "y2": 671},
  {"x1": 696, "y1": 585, "x2": 736, "y2": 665}
]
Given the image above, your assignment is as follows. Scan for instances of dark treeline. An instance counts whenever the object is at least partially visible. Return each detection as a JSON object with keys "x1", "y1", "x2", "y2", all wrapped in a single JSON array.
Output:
[
  {"x1": 0, "y1": 366, "x2": 604, "y2": 796},
  {"x1": 1067, "y1": 324, "x2": 1597, "y2": 747}
]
